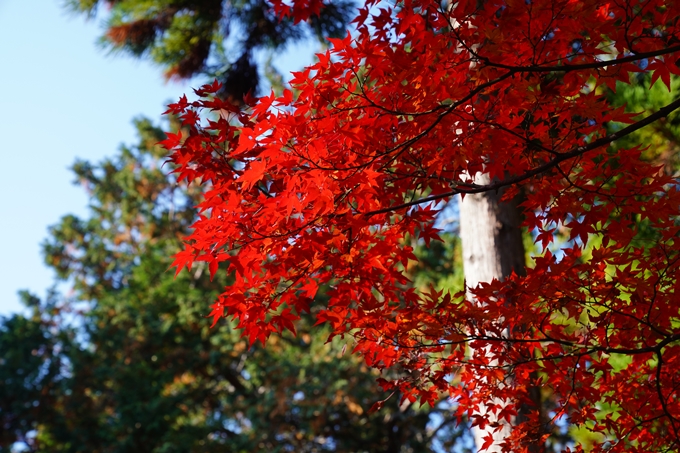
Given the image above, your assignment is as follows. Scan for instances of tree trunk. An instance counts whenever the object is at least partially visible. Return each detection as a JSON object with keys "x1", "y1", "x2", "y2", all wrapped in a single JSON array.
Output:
[{"x1": 459, "y1": 173, "x2": 526, "y2": 452}]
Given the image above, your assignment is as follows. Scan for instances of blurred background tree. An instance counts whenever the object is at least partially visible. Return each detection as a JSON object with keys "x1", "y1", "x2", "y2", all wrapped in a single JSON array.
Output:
[
  {"x1": 0, "y1": 291, "x2": 74, "y2": 450},
  {"x1": 66, "y1": 0, "x2": 355, "y2": 102}
]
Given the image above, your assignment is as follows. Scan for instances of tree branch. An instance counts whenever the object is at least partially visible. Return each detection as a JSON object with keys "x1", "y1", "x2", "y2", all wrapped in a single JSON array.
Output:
[
  {"x1": 363, "y1": 95, "x2": 680, "y2": 217},
  {"x1": 478, "y1": 44, "x2": 680, "y2": 73}
]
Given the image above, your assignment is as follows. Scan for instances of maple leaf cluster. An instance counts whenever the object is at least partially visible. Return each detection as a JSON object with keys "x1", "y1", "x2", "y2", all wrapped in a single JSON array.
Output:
[
  {"x1": 269, "y1": 0, "x2": 327, "y2": 23},
  {"x1": 162, "y1": 1, "x2": 680, "y2": 451}
]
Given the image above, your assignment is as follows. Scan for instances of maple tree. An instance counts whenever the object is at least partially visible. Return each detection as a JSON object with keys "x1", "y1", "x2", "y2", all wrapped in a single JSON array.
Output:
[
  {"x1": 162, "y1": 0, "x2": 680, "y2": 452},
  {"x1": 2, "y1": 118, "x2": 457, "y2": 453}
]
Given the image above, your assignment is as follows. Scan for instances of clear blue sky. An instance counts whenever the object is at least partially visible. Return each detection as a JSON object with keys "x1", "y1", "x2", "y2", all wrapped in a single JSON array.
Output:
[{"x1": 0, "y1": 0, "x2": 315, "y2": 315}]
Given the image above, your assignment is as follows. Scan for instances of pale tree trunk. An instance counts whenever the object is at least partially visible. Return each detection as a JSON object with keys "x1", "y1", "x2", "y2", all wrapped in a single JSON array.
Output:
[{"x1": 459, "y1": 173, "x2": 526, "y2": 452}]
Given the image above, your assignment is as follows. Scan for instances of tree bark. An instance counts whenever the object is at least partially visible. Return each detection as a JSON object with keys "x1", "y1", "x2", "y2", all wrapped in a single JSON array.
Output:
[{"x1": 459, "y1": 173, "x2": 526, "y2": 452}]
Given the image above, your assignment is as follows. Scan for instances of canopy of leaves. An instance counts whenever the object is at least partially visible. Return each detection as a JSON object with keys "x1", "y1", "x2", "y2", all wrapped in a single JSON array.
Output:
[
  {"x1": 1, "y1": 118, "x2": 462, "y2": 453},
  {"x1": 162, "y1": 1, "x2": 680, "y2": 452}
]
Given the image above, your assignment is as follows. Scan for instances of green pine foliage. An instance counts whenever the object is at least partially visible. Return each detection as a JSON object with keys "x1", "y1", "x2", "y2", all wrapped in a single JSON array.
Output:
[
  {"x1": 65, "y1": 0, "x2": 354, "y2": 101},
  {"x1": 0, "y1": 291, "x2": 74, "y2": 451}
]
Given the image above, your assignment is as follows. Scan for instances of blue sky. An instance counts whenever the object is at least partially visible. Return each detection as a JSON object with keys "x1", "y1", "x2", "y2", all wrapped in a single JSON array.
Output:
[{"x1": 0, "y1": 0, "x2": 315, "y2": 315}]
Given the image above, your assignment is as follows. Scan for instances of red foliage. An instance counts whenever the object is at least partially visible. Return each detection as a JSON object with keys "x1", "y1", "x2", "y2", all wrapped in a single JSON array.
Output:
[
  {"x1": 163, "y1": 1, "x2": 680, "y2": 451},
  {"x1": 270, "y1": 0, "x2": 326, "y2": 23}
]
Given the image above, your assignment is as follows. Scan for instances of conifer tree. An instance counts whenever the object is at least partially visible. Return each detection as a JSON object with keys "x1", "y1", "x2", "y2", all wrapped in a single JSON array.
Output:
[{"x1": 67, "y1": 0, "x2": 354, "y2": 101}]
